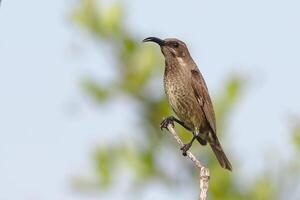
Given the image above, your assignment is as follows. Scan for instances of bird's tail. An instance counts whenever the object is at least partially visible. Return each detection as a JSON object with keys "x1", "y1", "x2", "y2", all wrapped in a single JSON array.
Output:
[{"x1": 208, "y1": 134, "x2": 232, "y2": 171}]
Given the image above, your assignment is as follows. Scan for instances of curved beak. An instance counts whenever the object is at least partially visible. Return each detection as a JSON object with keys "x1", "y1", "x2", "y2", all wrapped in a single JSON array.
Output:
[{"x1": 142, "y1": 37, "x2": 165, "y2": 46}]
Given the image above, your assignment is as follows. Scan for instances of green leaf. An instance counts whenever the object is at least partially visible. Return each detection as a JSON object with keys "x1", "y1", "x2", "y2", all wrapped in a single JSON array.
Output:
[
  {"x1": 81, "y1": 79, "x2": 109, "y2": 102},
  {"x1": 94, "y1": 148, "x2": 112, "y2": 187},
  {"x1": 250, "y1": 179, "x2": 275, "y2": 200},
  {"x1": 292, "y1": 122, "x2": 300, "y2": 150}
]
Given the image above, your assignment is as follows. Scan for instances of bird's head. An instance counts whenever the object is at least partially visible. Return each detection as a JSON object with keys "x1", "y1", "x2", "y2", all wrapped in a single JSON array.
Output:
[{"x1": 143, "y1": 37, "x2": 191, "y2": 62}]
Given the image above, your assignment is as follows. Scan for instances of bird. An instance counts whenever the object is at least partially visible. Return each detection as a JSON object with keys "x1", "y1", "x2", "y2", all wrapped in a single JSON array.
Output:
[{"x1": 143, "y1": 37, "x2": 232, "y2": 171}]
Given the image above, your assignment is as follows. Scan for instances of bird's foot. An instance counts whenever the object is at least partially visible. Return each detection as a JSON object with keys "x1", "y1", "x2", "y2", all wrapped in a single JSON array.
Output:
[
  {"x1": 160, "y1": 116, "x2": 175, "y2": 130},
  {"x1": 180, "y1": 143, "x2": 192, "y2": 156}
]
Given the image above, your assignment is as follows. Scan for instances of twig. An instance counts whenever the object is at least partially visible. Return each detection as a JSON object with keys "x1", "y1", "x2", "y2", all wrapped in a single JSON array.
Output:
[{"x1": 166, "y1": 124, "x2": 210, "y2": 200}]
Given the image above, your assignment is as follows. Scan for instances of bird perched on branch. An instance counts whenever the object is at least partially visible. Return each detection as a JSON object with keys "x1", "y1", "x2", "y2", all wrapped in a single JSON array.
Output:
[{"x1": 143, "y1": 37, "x2": 232, "y2": 171}]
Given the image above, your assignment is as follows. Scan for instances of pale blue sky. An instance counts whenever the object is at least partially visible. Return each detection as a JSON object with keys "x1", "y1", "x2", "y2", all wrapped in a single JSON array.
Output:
[{"x1": 1, "y1": 0, "x2": 300, "y2": 199}]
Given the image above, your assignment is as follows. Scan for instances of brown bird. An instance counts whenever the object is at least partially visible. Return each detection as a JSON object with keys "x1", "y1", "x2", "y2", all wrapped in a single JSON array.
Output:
[{"x1": 143, "y1": 37, "x2": 232, "y2": 171}]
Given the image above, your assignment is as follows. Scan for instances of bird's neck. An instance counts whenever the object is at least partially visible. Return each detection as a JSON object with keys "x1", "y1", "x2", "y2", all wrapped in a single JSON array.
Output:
[{"x1": 165, "y1": 55, "x2": 197, "y2": 71}]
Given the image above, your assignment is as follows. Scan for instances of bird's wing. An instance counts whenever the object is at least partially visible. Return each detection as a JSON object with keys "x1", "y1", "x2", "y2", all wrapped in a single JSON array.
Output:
[{"x1": 191, "y1": 69, "x2": 217, "y2": 133}]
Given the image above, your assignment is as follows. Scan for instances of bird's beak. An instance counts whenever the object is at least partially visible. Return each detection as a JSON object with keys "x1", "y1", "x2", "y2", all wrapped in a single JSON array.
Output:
[{"x1": 142, "y1": 37, "x2": 165, "y2": 46}]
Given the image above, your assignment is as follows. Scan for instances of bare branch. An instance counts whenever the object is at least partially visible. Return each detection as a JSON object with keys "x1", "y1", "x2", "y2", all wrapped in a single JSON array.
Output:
[{"x1": 166, "y1": 124, "x2": 210, "y2": 200}]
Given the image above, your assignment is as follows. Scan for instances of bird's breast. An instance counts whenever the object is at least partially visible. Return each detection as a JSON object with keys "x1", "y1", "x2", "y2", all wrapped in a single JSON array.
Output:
[{"x1": 164, "y1": 68, "x2": 202, "y2": 130}]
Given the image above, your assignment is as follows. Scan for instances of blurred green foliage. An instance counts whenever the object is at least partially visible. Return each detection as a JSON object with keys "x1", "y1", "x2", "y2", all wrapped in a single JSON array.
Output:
[
  {"x1": 71, "y1": 0, "x2": 300, "y2": 199},
  {"x1": 292, "y1": 122, "x2": 300, "y2": 150}
]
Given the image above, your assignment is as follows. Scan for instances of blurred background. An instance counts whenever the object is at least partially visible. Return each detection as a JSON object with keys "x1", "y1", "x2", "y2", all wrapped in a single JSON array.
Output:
[{"x1": 1, "y1": 0, "x2": 300, "y2": 199}]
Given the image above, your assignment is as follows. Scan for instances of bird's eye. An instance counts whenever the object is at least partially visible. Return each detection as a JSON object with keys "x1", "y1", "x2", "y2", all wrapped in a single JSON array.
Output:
[{"x1": 172, "y1": 42, "x2": 179, "y2": 48}]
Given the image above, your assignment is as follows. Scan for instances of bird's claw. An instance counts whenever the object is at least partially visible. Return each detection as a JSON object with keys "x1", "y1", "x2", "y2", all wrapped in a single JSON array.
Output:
[
  {"x1": 180, "y1": 143, "x2": 192, "y2": 156},
  {"x1": 160, "y1": 117, "x2": 175, "y2": 130}
]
